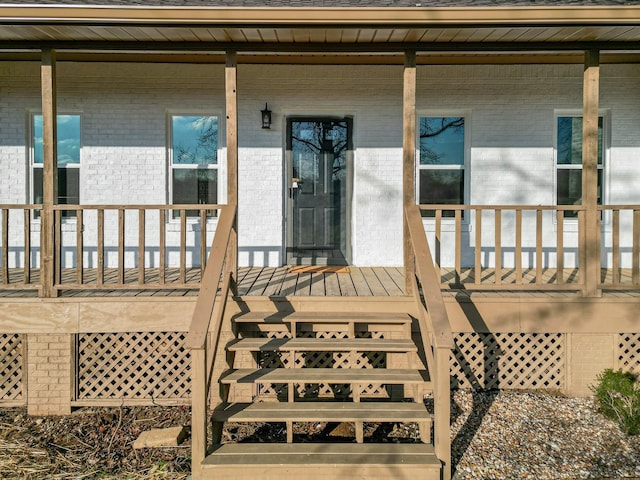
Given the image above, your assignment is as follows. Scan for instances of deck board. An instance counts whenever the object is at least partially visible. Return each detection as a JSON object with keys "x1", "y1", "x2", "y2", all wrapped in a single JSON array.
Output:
[
  {"x1": 2, "y1": 266, "x2": 640, "y2": 298},
  {"x1": 372, "y1": 267, "x2": 404, "y2": 296},
  {"x1": 213, "y1": 401, "x2": 428, "y2": 422},
  {"x1": 349, "y1": 268, "x2": 374, "y2": 296},
  {"x1": 227, "y1": 338, "x2": 417, "y2": 352},
  {"x1": 221, "y1": 368, "x2": 430, "y2": 385},
  {"x1": 336, "y1": 271, "x2": 357, "y2": 296},
  {"x1": 262, "y1": 267, "x2": 288, "y2": 297}
]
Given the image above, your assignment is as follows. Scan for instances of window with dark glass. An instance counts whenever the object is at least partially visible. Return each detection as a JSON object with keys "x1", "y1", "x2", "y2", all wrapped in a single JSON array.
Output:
[
  {"x1": 418, "y1": 116, "x2": 465, "y2": 217},
  {"x1": 170, "y1": 115, "x2": 218, "y2": 217},
  {"x1": 32, "y1": 114, "x2": 80, "y2": 218},
  {"x1": 556, "y1": 116, "x2": 603, "y2": 217}
]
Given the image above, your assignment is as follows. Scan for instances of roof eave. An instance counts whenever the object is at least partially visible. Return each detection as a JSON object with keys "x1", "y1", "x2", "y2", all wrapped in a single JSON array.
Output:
[{"x1": 1, "y1": 5, "x2": 640, "y2": 26}]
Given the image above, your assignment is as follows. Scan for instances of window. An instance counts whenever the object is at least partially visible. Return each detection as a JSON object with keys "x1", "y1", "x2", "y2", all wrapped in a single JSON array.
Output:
[
  {"x1": 32, "y1": 114, "x2": 81, "y2": 217},
  {"x1": 170, "y1": 115, "x2": 218, "y2": 217},
  {"x1": 556, "y1": 115, "x2": 604, "y2": 216},
  {"x1": 418, "y1": 116, "x2": 466, "y2": 217}
]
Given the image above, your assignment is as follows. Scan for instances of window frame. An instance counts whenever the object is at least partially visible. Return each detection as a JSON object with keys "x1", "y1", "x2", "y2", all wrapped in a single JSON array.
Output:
[
  {"x1": 554, "y1": 110, "x2": 609, "y2": 218},
  {"x1": 167, "y1": 112, "x2": 221, "y2": 220},
  {"x1": 415, "y1": 112, "x2": 470, "y2": 219},
  {"x1": 29, "y1": 112, "x2": 82, "y2": 220}
]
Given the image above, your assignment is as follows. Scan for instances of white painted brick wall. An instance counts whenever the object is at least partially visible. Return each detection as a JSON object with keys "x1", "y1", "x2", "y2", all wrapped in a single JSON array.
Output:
[
  {"x1": 237, "y1": 64, "x2": 404, "y2": 267},
  {"x1": 1, "y1": 62, "x2": 640, "y2": 268},
  {"x1": 0, "y1": 62, "x2": 225, "y2": 268}
]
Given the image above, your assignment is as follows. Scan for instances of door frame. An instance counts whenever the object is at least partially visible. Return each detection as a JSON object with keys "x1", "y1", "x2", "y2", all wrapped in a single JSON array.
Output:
[{"x1": 284, "y1": 115, "x2": 354, "y2": 266}]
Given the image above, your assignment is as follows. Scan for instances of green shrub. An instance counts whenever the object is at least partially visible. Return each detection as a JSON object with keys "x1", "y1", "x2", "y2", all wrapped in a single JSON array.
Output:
[{"x1": 591, "y1": 369, "x2": 640, "y2": 435}]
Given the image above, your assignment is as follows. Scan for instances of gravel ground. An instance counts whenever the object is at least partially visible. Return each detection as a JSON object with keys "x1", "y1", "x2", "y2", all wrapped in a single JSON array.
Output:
[
  {"x1": 451, "y1": 390, "x2": 640, "y2": 479},
  {"x1": 1, "y1": 391, "x2": 639, "y2": 479}
]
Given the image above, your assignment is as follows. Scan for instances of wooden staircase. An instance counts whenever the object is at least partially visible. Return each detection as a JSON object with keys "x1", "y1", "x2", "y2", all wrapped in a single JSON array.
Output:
[
  {"x1": 186, "y1": 205, "x2": 453, "y2": 480},
  {"x1": 199, "y1": 309, "x2": 443, "y2": 480}
]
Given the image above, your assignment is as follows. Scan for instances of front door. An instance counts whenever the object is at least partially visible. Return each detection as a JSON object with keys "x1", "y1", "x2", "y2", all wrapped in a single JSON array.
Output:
[{"x1": 286, "y1": 117, "x2": 352, "y2": 265}]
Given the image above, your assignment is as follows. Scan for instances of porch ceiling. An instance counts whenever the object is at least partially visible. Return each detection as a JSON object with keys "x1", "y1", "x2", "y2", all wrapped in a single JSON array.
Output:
[{"x1": 1, "y1": 5, "x2": 640, "y2": 53}]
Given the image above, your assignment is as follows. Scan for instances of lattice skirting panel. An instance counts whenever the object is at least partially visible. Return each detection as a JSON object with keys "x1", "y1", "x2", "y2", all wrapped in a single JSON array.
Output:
[
  {"x1": 618, "y1": 333, "x2": 640, "y2": 375},
  {"x1": 77, "y1": 332, "x2": 190, "y2": 401},
  {"x1": 451, "y1": 332, "x2": 565, "y2": 390},
  {"x1": 0, "y1": 334, "x2": 24, "y2": 403}
]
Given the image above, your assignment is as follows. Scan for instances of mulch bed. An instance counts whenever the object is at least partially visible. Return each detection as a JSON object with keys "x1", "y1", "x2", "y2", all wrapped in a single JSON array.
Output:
[{"x1": 0, "y1": 405, "x2": 191, "y2": 479}]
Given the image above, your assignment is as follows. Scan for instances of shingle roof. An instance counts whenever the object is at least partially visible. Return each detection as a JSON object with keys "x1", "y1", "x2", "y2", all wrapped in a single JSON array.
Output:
[{"x1": 2, "y1": 0, "x2": 640, "y2": 6}]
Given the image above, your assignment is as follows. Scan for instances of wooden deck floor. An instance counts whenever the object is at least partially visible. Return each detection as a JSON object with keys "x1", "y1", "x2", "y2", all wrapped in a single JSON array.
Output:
[
  {"x1": 236, "y1": 266, "x2": 405, "y2": 297},
  {"x1": 1, "y1": 266, "x2": 639, "y2": 298}
]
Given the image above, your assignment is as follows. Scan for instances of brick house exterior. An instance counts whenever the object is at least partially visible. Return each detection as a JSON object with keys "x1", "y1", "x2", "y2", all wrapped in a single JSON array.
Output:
[{"x1": 1, "y1": 2, "x2": 640, "y2": 477}]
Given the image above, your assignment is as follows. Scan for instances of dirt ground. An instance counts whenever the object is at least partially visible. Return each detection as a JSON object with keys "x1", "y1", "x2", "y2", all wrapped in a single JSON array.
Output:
[
  {"x1": 0, "y1": 405, "x2": 420, "y2": 479},
  {"x1": 0, "y1": 405, "x2": 192, "y2": 479}
]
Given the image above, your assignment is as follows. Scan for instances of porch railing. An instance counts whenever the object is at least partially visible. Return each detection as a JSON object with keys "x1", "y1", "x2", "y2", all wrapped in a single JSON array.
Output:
[
  {"x1": 406, "y1": 204, "x2": 454, "y2": 480},
  {"x1": 0, "y1": 203, "x2": 222, "y2": 295},
  {"x1": 598, "y1": 205, "x2": 640, "y2": 290},
  {"x1": 185, "y1": 204, "x2": 237, "y2": 474},
  {"x1": 420, "y1": 204, "x2": 588, "y2": 291},
  {"x1": 0, "y1": 204, "x2": 42, "y2": 293},
  {"x1": 420, "y1": 204, "x2": 640, "y2": 295}
]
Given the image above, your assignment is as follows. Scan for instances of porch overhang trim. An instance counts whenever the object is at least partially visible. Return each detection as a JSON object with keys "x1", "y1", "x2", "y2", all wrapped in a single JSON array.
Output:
[
  {"x1": 0, "y1": 40, "x2": 638, "y2": 54},
  {"x1": 1, "y1": 5, "x2": 640, "y2": 27}
]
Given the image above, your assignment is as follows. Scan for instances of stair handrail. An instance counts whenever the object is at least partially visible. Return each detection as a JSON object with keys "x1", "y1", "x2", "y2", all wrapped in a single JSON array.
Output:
[
  {"x1": 185, "y1": 204, "x2": 237, "y2": 474},
  {"x1": 405, "y1": 203, "x2": 454, "y2": 480}
]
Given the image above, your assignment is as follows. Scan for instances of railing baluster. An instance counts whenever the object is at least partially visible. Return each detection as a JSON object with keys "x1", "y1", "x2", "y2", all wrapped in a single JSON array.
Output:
[
  {"x1": 138, "y1": 209, "x2": 145, "y2": 285},
  {"x1": 455, "y1": 210, "x2": 462, "y2": 286},
  {"x1": 633, "y1": 210, "x2": 640, "y2": 285},
  {"x1": 578, "y1": 210, "x2": 586, "y2": 288},
  {"x1": 556, "y1": 210, "x2": 564, "y2": 285},
  {"x1": 2, "y1": 209, "x2": 8, "y2": 284},
  {"x1": 515, "y1": 209, "x2": 522, "y2": 285},
  {"x1": 97, "y1": 209, "x2": 104, "y2": 287},
  {"x1": 118, "y1": 208, "x2": 125, "y2": 285},
  {"x1": 612, "y1": 209, "x2": 620, "y2": 285},
  {"x1": 536, "y1": 209, "x2": 543, "y2": 285},
  {"x1": 190, "y1": 346, "x2": 207, "y2": 471},
  {"x1": 180, "y1": 209, "x2": 187, "y2": 284},
  {"x1": 54, "y1": 209, "x2": 62, "y2": 287},
  {"x1": 159, "y1": 209, "x2": 166, "y2": 285},
  {"x1": 435, "y1": 209, "x2": 442, "y2": 284},
  {"x1": 435, "y1": 346, "x2": 451, "y2": 479},
  {"x1": 200, "y1": 209, "x2": 208, "y2": 279},
  {"x1": 24, "y1": 209, "x2": 31, "y2": 284},
  {"x1": 596, "y1": 209, "x2": 602, "y2": 286},
  {"x1": 495, "y1": 209, "x2": 502, "y2": 286},
  {"x1": 475, "y1": 208, "x2": 482, "y2": 285},
  {"x1": 76, "y1": 209, "x2": 83, "y2": 285}
]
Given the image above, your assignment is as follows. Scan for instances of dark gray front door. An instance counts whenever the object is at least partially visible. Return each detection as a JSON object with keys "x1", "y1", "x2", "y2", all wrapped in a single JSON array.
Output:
[{"x1": 286, "y1": 118, "x2": 352, "y2": 265}]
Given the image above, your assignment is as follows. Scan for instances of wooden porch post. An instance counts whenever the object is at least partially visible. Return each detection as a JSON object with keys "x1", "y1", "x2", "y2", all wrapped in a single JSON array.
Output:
[
  {"x1": 582, "y1": 49, "x2": 601, "y2": 297},
  {"x1": 40, "y1": 48, "x2": 57, "y2": 298},
  {"x1": 225, "y1": 50, "x2": 238, "y2": 289},
  {"x1": 403, "y1": 50, "x2": 417, "y2": 296}
]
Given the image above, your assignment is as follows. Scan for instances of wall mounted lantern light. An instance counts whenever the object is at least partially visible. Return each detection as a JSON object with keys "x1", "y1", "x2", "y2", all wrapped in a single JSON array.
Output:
[{"x1": 261, "y1": 103, "x2": 272, "y2": 129}]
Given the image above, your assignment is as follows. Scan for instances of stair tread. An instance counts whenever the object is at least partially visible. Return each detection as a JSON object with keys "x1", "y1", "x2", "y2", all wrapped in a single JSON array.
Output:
[
  {"x1": 233, "y1": 311, "x2": 412, "y2": 324},
  {"x1": 227, "y1": 337, "x2": 417, "y2": 352},
  {"x1": 221, "y1": 368, "x2": 431, "y2": 385},
  {"x1": 213, "y1": 401, "x2": 430, "y2": 422},
  {"x1": 202, "y1": 442, "x2": 440, "y2": 466}
]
